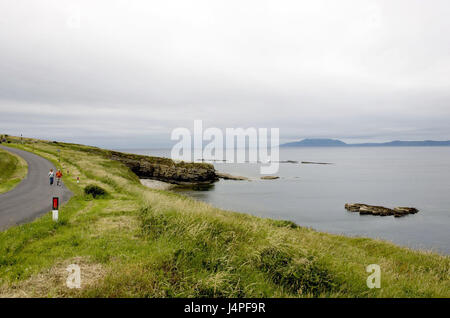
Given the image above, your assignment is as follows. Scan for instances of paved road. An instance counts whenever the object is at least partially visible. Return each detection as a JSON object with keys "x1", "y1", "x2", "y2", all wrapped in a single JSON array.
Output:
[{"x1": 0, "y1": 145, "x2": 72, "y2": 231}]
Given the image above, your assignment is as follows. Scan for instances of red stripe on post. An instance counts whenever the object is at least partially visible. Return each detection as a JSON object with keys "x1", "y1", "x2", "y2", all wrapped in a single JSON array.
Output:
[{"x1": 52, "y1": 197, "x2": 59, "y2": 210}]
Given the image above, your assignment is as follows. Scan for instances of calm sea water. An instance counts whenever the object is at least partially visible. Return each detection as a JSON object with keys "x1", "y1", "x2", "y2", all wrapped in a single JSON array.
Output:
[{"x1": 125, "y1": 147, "x2": 450, "y2": 254}]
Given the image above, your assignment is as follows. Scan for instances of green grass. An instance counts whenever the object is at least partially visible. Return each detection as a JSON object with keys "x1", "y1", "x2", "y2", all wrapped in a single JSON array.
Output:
[
  {"x1": 0, "y1": 147, "x2": 28, "y2": 194},
  {"x1": 0, "y1": 136, "x2": 448, "y2": 298}
]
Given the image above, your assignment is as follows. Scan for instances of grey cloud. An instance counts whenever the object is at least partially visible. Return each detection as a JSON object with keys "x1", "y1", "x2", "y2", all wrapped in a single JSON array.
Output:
[{"x1": 0, "y1": 0, "x2": 449, "y2": 147}]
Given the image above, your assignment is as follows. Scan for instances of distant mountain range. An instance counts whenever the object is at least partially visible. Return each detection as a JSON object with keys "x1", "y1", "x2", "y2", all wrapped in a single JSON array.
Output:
[{"x1": 281, "y1": 138, "x2": 450, "y2": 147}]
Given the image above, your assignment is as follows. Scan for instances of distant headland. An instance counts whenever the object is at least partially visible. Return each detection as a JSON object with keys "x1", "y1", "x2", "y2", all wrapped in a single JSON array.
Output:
[{"x1": 281, "y1": 138, "x2": 450, "y2": 147}]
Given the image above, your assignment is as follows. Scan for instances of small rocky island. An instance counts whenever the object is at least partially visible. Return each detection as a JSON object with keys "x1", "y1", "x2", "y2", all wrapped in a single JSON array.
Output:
[
  {"x1": 345, "y1": 203, "x2": 419, "y2": 217},
  {"x1": 260, "y1": 176, "x2": 280, "y2": 180}
]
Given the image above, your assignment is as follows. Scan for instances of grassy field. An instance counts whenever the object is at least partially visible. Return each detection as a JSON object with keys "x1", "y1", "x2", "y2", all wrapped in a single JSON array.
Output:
[
  {"x1": 0, "y1": 147, "x2": 28, "y2": 194},
  {"x1": 0, "y1": 137, "x2": 448, "y2": 298}
]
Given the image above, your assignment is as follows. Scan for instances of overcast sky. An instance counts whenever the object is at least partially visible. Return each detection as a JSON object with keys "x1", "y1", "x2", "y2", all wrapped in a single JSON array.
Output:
[{"x1": 1, "y1": 0, "x2": 449, "y2": 148}]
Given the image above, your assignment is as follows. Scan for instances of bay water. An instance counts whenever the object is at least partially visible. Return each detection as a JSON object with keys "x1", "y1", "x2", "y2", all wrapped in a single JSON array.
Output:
[{"x1": 126, "y1": 147, "x2": 450, "y2": 254}]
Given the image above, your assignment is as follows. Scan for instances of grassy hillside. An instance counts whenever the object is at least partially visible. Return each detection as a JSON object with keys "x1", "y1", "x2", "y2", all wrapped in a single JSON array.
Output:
[
  {"x1": 0, "y1": 137, "x2": 449, "y2": 298},
  {"x1": 0, "y1": 147, "x2": 28, "y2": 194}
]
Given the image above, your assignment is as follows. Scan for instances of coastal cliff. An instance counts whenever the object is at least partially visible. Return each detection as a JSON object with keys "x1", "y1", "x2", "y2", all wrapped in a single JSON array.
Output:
[
  {"x1": 109, "y1": 151, "x2": 218, "y2": 185},
  {"x1": 6, "y1": 137, "x2": 219, "y2": 186}
]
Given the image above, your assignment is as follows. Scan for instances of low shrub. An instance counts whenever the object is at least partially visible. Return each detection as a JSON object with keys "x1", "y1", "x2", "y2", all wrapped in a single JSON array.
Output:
[
  {"x1": 258, "y1": 247, "x2": 336, "y2": 296},
  {"x1": 271, "y1": 220, "x2": 299, "y2": 229},
  {"x1": 139, "y1": 205, "x2": 172, "y2": 239},
  {"x1": 84, "y1": 184, "x2": 107, "y2": 198}
]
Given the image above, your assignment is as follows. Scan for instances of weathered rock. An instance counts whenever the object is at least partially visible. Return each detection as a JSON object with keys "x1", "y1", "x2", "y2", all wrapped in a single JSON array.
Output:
[
  {"x1": 345, "y1": 203, "x2": 419, "y2": 217},
  {"x1": 393, "y1": 207, "x2": 419, "y2": 217},
  {"x1": 216, "y1": 172, "x2": 249, "y2": 181},
  {"x1": 110, "y1": 151, "x2": 219, "y2": 185},
  {"x1": 346, "y1": 203, "x2": 392, "y2": 216},
  {"x1": 260, "y1": 176, "x2": 280, "y2": 180},
  {"x1": 301, "y1": 161, "x2": 333, "y2": 165},
  {"x1": 344, "y1": 203, "x2": 362, "y2": 212}
]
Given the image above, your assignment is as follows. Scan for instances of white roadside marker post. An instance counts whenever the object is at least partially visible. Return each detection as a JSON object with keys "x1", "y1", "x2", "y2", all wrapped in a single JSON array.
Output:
[{"x1": 52, "y1": 197, "x2": 59, "y2": 222}]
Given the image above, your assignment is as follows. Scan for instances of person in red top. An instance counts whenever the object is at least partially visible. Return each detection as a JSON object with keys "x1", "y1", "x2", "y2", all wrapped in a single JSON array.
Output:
[{"x1": 56, "y1": 169, "x2": 63, "y2": 186}]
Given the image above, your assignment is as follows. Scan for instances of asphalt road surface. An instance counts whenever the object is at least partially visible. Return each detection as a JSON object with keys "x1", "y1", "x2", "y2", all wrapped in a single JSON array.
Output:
[{"x1": 0, "y1": 145, "x2": 72, "y2": 231}]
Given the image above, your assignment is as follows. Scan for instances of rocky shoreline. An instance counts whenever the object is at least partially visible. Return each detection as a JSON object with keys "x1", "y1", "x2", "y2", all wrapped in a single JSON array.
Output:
[
  {"x1": 108, "y1": 150, "x2": 282, "y2": 186},
  {"x1": 110, "y1": 151, "x2": 218, "y2": 185},
  {"x1": 345, "y1": 203, "x2": 419, "y2": 217},
  {"x1": 216, "y1": 172, "x2": 249, "y2": 180}
]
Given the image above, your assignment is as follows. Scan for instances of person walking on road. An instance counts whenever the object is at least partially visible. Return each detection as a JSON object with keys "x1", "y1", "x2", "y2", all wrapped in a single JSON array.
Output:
[
  {"x1": 56, "y1": 169, "x2": 63, "y2": 186},
  {"x1": 49, "y1": 169, "x2": 54, "y2": 186}
]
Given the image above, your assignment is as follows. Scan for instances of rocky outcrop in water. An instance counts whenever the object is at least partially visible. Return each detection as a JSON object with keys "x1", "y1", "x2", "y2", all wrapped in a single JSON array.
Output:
[
  {"x1": 261, "y1": 176, "x2": 280, "y2": 180},
  {"x1": 301, "y1": 161, "x2": 333, "y2": 165},
  {"x1": 216, "y1": 172, "x2": 249, "y2": 180},
  {"x1": 110, "y1": 151, "x2": 219, "y2": 185},
  {"x1": 345, "y1": 203, "x2": 419, "y2": 217},
  {"x1": 392, "y1": 207, "x2": 419, "y2": 217}
]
